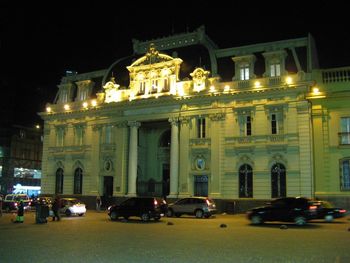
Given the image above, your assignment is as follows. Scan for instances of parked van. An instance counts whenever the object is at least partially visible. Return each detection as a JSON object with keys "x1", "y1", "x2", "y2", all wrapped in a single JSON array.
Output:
[{"x1": 2, "y1": 194, "x2": 31, "y2": 212}]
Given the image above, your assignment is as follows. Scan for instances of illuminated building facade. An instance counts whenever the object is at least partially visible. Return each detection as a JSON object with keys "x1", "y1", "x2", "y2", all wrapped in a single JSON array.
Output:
[{"x1": 39, "y1": 27, "x2": 350, "y2": 210}]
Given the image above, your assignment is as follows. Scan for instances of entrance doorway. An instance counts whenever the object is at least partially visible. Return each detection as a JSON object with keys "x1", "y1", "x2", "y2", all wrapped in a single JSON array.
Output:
[
  {"x1": 103, "y1": 176, "x2": 113, "y2": 208},
  {"x1": 194, "y1": 175, "x2": 208, "y2": 197}
]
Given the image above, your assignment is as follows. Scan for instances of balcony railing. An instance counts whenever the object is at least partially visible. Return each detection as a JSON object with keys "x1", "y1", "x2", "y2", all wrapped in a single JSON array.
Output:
[{"x1": 322, "y1": 67, "x2": 350, "y2": 83}]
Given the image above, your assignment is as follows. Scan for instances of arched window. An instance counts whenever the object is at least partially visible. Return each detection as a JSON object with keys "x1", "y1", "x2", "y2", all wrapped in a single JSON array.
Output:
[
  {"x1": 55, "y1": 168, "x2": 64, "y2": 194},
  {"x1": 74, "y1": 168, "x2": 83, "y2": 194},
  {"x1": 239, "y1": 164, "x2": 253, "y2": 198},
  {"x1": 271, "y1": 163, "x2": 286, "y2": 198}
]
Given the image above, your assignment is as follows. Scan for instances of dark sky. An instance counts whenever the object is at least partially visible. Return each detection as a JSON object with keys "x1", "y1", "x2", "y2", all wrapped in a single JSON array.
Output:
[{"x1": 1, "y1": 1, "x2": 349, "y2": 127}]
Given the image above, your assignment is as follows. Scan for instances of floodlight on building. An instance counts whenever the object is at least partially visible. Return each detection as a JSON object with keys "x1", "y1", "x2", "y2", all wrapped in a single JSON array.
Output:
[
  {"x1": 83, "y1": 102, "x2": 88, "y2": 108},
  {"x1": 129, "y1": 92, "x2": 135, "y2": 101},
  {"x1": 224, "y1": 85, "x2": 230, "y2": 93},
  {"x1": 285, "y1": 76, "x2": 293, "y2": 85},
  {"x1": 64, "y1": 104, "x2": 70, "y2": 111},
  {"x1": 254, "y1": 81, "x2": 261, "y2": 88},
  {"x1": 46, "y1": 106, "x2": 52, "y2": 113},
  {"x1": 35, "y1": 125, "x2": 40, "y2": 129},
  {"x1": 209, "y1": 85, "x2": 216, "y2": 93},
  {"x1": 312, "y1": 87, "x2": 320, "y2": 94},
  {"x1": 91, "y1": 100, "x2": 97, "y2": 107}
]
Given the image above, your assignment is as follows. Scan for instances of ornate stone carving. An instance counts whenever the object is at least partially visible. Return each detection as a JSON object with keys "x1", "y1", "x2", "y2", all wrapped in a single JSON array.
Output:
[{"x1": 209, "y1": 113, "x2": 225, "y2": 121}]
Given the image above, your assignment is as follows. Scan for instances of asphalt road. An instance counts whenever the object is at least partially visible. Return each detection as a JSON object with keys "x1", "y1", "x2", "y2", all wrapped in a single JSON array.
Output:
[{"x1": 0, "y1": 210, "x2": 349, "y2": 263}]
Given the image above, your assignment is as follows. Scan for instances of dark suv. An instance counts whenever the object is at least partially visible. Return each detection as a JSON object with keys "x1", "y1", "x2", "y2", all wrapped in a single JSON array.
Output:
[
  {"x1": 246, "y1": 197, "x2": 317, "y2": 226},
  {"x1": 108, "y1": 197, "x2": 167, "y2": 222}
]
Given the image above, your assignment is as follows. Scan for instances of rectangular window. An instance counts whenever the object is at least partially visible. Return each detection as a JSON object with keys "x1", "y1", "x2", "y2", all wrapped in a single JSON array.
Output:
[
  {"x1": 270, "y1": 63, "x2": 281, "y2": 77},
  {"x1": 163, "y1": 78, "x2": 169, "y2": 91},
  {"x1": 240, "y1": 65, "x2": 250, "y2": 80},
  {"x1": 75, "y1": 126, "x2": 84, "y2": 146},
  {"x1": 271, "y1": 114, "x2": 277, "y2": 134},
  {"x1": 341, "y1": 159, "x2": 350, "y2": 190},
  {"x1": 151, "y1": 79, "x2": 158, "y2": 93},
  {"x1": 239, "y1": 115, "x2": 252, "y2": 136},
  {"x1": 246, "y1": 116, "x2": 252, "y2": 136},
  {"x1": 340, "y1": 117, "x2": 350, "y2": 144},
  {"x1": 139, "y1": 82, "x2": 145, "y2": 94},
  {"x1": 105, "y1": 126, "x2": 112, "y2": 144},
  {"x1": 56, "y1": 128, "x2": 64, "y2": 147},
  {"x1": 197, "y1": 118, "x2": 206, "y2": 138}
]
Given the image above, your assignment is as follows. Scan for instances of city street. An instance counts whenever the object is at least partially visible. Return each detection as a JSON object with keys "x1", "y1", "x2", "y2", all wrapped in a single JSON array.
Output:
[{"x1": 0, "y1": 210, "x2": 349, "y2": 263}]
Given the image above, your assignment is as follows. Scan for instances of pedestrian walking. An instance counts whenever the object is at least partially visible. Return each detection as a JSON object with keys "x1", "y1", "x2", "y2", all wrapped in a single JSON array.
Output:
[
  {"x1": 96, "y1": 194, "x2": 102, "y2": 211},
  {"x1": 52, "y1": 196, "x2": 61, "y2": 221}
]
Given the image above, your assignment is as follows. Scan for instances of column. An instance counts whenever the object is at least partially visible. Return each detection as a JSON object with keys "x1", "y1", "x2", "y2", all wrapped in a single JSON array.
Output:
[
  {"x1": 127, "y1": 121, "x2": 140, "y2": 196},
  {"x1": 169, "y1": 118, "x2": 179, "y2": 197}
]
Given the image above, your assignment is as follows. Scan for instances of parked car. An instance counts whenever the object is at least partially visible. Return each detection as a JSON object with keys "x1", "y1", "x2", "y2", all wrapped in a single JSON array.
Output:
[
  {"x1": 246, "y1": 197, "x2": 318, "y2": 226},
  {"x1": 59, "y1": 198, "x2": 86, "y2": 216},
  {"x1": 2, "y1": 194, "x2": 31, "y2": 212},
  {"x1": 309, "y1": 200, "x2": 347, "y2": 222},
  {"x1": 166, "y1": 197, "x2": 217, "y2": 218},
  {"x1": 108, "y1": 197, "x2": 167, "y2": 222}
]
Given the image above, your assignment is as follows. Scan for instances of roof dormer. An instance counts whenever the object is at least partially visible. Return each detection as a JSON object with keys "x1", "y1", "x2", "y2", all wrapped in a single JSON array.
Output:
[
  {"x1": 232, "y1": 55, "x2": 256, "y2": 81},
  {"x1": 127, "y1": 43, "x2": 183, "y2": 97},
  {"x1": 262, "y1": 50, "x2": 287, "y2": 77}
]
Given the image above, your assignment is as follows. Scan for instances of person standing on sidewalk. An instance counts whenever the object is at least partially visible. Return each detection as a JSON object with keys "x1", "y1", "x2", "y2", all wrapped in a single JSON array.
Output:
[
  {"x1": 52, "y1": 196, "x2": 61, "y2": 221},
  {"x1": 13, "y1": 200, "x2": 24, "y2": 223},
  {"x1": 96, "y1": 194, "x2": 102, "y2": 211},
  {"x1": 0, "y1": 194, "x2": 3, "y2": 217}
]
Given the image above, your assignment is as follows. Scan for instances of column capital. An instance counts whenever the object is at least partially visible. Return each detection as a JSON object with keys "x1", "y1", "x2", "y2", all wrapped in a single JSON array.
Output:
[
  {"x1": 127, "y1": 121, "x2": 141, "y2": 128},
  {"x1": 168, "y1": 117, "x2": 179, "y2": 126},
  {"x1": 179, "y1": 116, "x2": 191, "y2": 125}
]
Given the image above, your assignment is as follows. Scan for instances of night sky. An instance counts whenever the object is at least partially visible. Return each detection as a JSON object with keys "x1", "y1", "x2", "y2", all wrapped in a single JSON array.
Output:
[{"x1": 1, "y1": 2, "x2": 349, "y2": 127}]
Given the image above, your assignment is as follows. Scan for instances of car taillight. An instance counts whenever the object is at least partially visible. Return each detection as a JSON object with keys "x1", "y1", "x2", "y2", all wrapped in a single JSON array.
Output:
[
  {"x1": 206, "y1": 199, "x2": 210, "y2": 206},
  {"x1": 339, "y1": 209, "x2": 347, "y2": 213},
  {"x1": 309, "y1": 205, "x2": 317, "y2": 211},
  {"x1": 15, "y1": 202, "x2": 18, "y2": 207},
  {"x1": 154, "y1": 200, "x2": 158, "y2": 206}
]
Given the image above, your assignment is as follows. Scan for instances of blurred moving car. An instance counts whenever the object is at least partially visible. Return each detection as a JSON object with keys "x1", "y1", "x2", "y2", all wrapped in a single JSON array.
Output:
[
  {"x1": 59, "y1": 198, "x2": 86, "y2": 216},
  {"x1": 166, "y1": 197, "x2": 217, "y2": 218},
  {"x1": 108, "y1": 197, "x2": 167, "y2": 222},
  {"x1": 246, "y1": 197, "x2": 317, "y2": 226},
  {"x1": 2, "y1": 194, "x2": 31, "y2": 212},
  {"x1": 309, "y1": 200, "x2": 347, "y2": 222}
]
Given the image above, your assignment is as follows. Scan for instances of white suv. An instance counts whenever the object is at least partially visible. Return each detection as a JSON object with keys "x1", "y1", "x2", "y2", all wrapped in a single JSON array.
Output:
[{"x1": 167, "y1": 197, "x2": 217, "y2": 218}]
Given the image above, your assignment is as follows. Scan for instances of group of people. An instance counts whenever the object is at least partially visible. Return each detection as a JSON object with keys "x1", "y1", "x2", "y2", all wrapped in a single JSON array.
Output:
[{"x1": 4, "y1": 193, "x2": 103, "y2": 223}]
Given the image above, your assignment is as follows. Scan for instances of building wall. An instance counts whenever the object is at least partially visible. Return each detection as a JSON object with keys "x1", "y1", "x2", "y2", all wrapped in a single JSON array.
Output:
[{"x1": 39, "y1": 33, "x2": 350, "y2": 211}]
